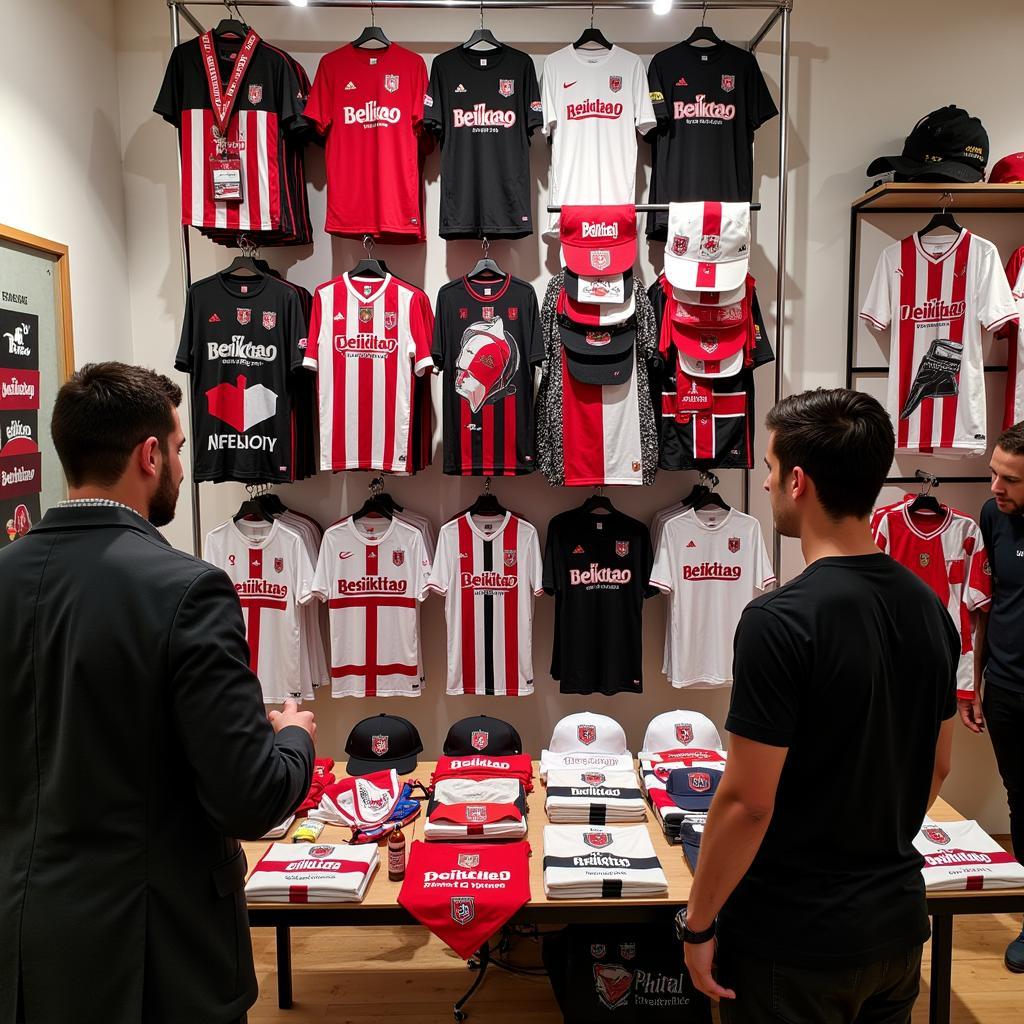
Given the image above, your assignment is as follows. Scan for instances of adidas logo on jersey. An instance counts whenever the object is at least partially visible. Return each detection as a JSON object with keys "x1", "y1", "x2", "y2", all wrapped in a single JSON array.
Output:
[
  {"x1": 573, "y1": 544, "x2": 585, "y2": 554},
  {"x1": 676, "y1": 76, "x2": 688, "y2": 86},
  {"x1": 345, "y1": 81, "x2": 357, "y2": 90},
  {"x1": 334, "y1": 312, "x2": 345, "y2": 321},
  {"x1": 455, "y1": 84, "x2": 467, "y2": 93},
  {"x1": 208, "y1": 313, "x2": 221, "y2": 322},
  {"x1": 686, "y1": 540, "x2": 696, "y2": 548}
]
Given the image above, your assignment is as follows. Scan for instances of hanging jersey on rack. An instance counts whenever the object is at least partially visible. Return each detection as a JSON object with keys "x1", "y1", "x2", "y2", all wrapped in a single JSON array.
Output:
[
  {"x1": 304, "y1": 272, "x2": 435, "y2": 474},
  {"x1": 997, "y1": 245, "x2": 1024, "y2": 430},
  {"x1": 432, "y1": 275, "x2": 544, "y2": 475},
  {"x1": 174, "y1": 271, "x2": 308, "y2": 484}
]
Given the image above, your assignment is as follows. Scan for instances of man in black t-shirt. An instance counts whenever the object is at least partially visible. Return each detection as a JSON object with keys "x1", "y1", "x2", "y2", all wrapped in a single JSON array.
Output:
[
  {"x1": 965, "y1": 422, "x2": 1024, "y2": 972},
  {"x1": 681, "y1": 389, "x2": 958, "y2": 1022}
]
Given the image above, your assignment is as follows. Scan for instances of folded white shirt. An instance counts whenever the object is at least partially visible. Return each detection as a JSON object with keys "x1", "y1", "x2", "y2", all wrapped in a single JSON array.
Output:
[
  {"x1": 543, "y1": 825, "x2": 668, "y2": 899},
  {"x1": 245, "y1": 843, "x2": 378, "y2": 903},
  {"x1": 545, "y1": 769, "x2": 647, "y2": 824}
]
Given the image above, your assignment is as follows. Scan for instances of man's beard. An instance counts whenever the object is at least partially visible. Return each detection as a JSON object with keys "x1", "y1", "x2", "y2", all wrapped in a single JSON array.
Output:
[{"x1": 148, "y1": 458, "x2": 180, "y2": 527}]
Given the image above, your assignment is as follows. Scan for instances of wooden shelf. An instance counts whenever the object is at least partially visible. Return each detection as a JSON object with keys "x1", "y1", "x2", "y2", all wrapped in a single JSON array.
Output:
[{"x1": 853, "y1": 182, "x2": 1024, "y2": 213}]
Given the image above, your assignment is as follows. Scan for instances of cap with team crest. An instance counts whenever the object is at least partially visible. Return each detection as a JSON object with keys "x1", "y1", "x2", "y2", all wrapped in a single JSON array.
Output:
[
  {"x1": 443, "y1": 715, "x2": 523, "y2": 756},
  {"x1": 558, "y1": 286, "x2": 635, "y2": 328},
  {"x1": 665, "y1": 766, "x2": 724, "y2": 812},
  {"x1": 560, "y1": 204, "x2": 638, "y2": 276},
  {"x1": 345, "y1": 713, "x2": 423, "y2": 777},
  {"x1": 564, "y1": 267, "x2": 635, "y2": 306},
  {"x1": 640, "y1": 711, "x2": 722, "y2": 758},
  {"x1": 663, "y1": 201, "x2": 750, "y2": 293},
  {"x1": 548, "y1": 712, "x2": 628, "y2": 754}
]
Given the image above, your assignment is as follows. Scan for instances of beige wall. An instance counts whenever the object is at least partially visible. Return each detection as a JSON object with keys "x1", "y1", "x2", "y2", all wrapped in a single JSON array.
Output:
[
  {"x1": 111, "y1": 0, "x2": 1022, "y2": 829},
  {"x1": 0, "y1": 0, "x2": 132, "y2": 365}
]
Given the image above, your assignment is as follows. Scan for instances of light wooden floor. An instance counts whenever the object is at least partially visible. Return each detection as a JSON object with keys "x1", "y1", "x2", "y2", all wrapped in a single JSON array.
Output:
[{"x1": 249, "y1": 910, "x2": 1024, "y2": 1023}]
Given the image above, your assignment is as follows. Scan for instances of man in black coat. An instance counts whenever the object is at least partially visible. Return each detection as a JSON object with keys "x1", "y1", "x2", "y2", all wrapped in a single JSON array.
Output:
[{"x1": 0, "y1": 362, "x2": 316, "y2": 1024}]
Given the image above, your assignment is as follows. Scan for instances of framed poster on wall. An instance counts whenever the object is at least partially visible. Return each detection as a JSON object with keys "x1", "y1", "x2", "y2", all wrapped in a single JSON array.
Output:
[{"x1": 0, "y1": 224, "x2": 74, "y2": 543}]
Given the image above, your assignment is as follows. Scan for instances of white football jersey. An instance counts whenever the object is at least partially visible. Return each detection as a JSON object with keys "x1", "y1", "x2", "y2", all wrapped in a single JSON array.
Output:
[
  {"x1": 542, "y1": 824, "x2": 668, "y2": 898},
  {"x1": 245, "y1": 842, "x2": 379, "y2": 903},
  {"x1": 313, "y1": 516, "x2": 429, "y2": 697},
  {"x1": 544, "y1": 769, "x2": 647, "y2": 823},
  {"x1": 427, "y1": 512, "x2": 543, "y2": 696},
  {"x1": 915, "y1": 819, "x2": 1024, "y2": 891},
  {"x1": 999, "y1": 246, "x2": 1024, "y2": 430},
  {"x1": 860, "y1": 230, "x2": 1016, "y2": 456},
  {"x1": 204, "y1": 519, "x2": 315, "y2": 704},
  {"x1": 651, "y1": 508, "x2": 774, "y2": 687},
  {"x1": 541, "y1": 45, "x2": 656, "y2": 234}
]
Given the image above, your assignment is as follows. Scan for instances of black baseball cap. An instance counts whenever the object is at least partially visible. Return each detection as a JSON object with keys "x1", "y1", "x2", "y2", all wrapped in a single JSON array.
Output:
[
  {"x1": 557, "y1": 314, "x2": 636, "y2": 386},
  {"x1": 345, "y1": 713, "x2": 423, "y2": 776},
  {"x1": 867, "y1": 105, "x2": 988, "y2": 183},
  {"x1": 443, "y1": 715, "x2": 523, "y2": 756}
]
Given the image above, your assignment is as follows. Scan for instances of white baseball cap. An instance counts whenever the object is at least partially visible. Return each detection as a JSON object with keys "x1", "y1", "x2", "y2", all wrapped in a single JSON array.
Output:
[
  {"x1": 640, "y1": 711, "x2": 722, "y2": 756},
  {"x1": 663, "y1": 202, "x2": 751, "y2": 293},
  {"x1": 548, "y1": 712, "x2": 628, "y2": 754}
]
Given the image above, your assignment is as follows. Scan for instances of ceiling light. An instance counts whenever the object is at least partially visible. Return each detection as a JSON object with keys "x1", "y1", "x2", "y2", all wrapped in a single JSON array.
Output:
[{"x1": 652, "y1": 0, "x2": 673, "y2": 14}]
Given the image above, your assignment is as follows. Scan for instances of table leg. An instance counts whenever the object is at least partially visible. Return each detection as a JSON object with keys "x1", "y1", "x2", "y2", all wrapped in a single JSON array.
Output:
[
  {"x1": 929, "y1": 913, "x2": 953, "y2": 1024},
  {"x1": 276, "y1": 924, "x2": 293, "y2": 1010}
]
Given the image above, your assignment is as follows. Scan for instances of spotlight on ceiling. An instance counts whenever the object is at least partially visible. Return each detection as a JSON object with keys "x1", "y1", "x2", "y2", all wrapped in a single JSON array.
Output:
[{"x1": 652, "y1": 0, "x2": 673, "y2": 14}]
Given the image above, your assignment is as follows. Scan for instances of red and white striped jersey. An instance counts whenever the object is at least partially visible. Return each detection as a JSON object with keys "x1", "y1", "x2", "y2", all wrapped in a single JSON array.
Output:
[
  {"x1": 304, "y1": 273, "x2": 435, "y2": 473},
  {"x1": 204, "y1": 518, "x2": 315, "y2": 704},
  {"x1": 871, "y1": 496, "x2": 991, "y2": 699},
  {"x1": 860, "y1": 230, "x2": 1017, "y2": 456},
  {"x1": 312, "y1": 516, "x2": 430, "y2": 697},
  {"x1": 427, "y1": 512, "x2": 543, "y2": 696},
  {"x1": 915, "y1": 819, "x2": 1024, "y2": 891},
  {"x1": 998, "y1": 246, "x2": 1024, "y2": 430}
]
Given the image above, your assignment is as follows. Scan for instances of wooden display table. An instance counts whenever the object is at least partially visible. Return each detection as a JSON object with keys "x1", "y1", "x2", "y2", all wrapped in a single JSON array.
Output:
[{"x1": 242, "y1": 762, "x2": 1024, "y2": 1024}]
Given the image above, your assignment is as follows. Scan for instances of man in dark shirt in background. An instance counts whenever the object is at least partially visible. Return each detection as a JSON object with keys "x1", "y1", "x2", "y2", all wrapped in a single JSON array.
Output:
[
  {"x1": 962, "y1": 421, "x2": 1024, "y2": 971},
  {"x1": 682, "y1": 389, "x2": 958, "y2": 1023}
]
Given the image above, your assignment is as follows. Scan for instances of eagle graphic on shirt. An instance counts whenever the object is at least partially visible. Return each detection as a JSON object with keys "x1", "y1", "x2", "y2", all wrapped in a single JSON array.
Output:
[{"x1": 454, "y1": 316, "x2": 519, "y2": 413}]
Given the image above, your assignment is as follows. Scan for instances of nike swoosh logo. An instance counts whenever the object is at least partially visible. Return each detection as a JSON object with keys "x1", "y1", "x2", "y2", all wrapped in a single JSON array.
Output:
[{"x1": 563, "y1": 81, "x2": 577, "y2": 89}]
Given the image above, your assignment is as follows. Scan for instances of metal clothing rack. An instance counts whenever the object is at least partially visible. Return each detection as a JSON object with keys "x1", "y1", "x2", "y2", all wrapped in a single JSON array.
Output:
[{"x1": 166, "y1": 0, "x2": 793, "y2": 573}]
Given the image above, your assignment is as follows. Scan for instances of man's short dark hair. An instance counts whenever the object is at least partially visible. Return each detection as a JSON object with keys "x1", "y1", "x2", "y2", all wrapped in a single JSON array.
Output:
[
  {"x1": 995, "y1": 421, "x2": 1024, "y2": 458},
  {"x1": 51, "y1": 362, "x2": 182, "y2": 487},
  {"x1": 765, "y1": 388, "x2": 895, "y2": 521}
]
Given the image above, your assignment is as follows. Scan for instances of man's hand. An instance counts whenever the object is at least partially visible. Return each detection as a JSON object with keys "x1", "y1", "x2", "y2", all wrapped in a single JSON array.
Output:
[
  {"x1": 269, "y1": 699, "x2": 316, "y2": 744},
  {"x1": 957, "y1": 696, "x2": 985, "y2": 734},
  {"x1": 684, "y1": 940, "x2": 735, "y2": 1004}
]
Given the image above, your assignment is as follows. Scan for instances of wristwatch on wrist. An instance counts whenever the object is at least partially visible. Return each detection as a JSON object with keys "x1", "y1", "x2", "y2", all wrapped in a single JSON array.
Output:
[{"x1": 674, "y1": 907, "x2": 716, "y2": 944}]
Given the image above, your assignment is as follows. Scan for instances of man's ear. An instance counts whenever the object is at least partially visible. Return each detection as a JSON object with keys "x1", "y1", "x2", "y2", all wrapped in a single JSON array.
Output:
[
  {"x1": 790, "y1": 465, "x2": 809, "y2": 501},
  {"x1": 138, "y1": 436, "x2": 161, "y2": 480}
]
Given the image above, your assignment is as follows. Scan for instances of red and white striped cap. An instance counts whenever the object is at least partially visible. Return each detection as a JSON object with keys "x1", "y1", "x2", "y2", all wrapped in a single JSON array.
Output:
[
  {"x1": 664, "y1": 201, "x2": 750, "y2": 292},
  {"x1": 667, "y1": 272, "x2": 752, "y2": 308},
  {"x1": 560, "y1": 204, "x2": 638, "y2": 276},
  {"x1": 557, "y1": 285, "x2": 635, "y2": 327}
]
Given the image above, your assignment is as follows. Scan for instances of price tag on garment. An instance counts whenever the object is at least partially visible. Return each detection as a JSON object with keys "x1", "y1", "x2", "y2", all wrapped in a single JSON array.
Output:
[{"x1": 211, "y1": 158, "x2": 243, "y2": 201}]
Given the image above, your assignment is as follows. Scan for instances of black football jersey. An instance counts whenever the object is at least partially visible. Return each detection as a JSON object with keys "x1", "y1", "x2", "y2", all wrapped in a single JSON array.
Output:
[
  {"x1": 423, "y1": 46, "x2": 543, "y2": 239},
  {"x1": 542, "y1": 506, "x2": 655, "y2": 695},
  {"x1": 432, "y1": 275, "x2": 544, "y2": 476},
  {"x1": 646, "y1": 41, "x2": 777, "y2": 239},
  {"x1": 174, "y1": 272, "x2": 307, "y2": 483}
]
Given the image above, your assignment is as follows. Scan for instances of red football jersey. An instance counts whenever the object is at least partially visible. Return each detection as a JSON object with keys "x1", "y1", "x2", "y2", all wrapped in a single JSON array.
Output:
[{"x1": 305, "y1": 44, "x2": 428, "y2": 241}]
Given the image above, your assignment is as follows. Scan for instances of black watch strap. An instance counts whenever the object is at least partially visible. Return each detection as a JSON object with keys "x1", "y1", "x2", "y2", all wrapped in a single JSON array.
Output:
[{"x1": 674, "y1": 908, "x2": 716, "y2": 944}]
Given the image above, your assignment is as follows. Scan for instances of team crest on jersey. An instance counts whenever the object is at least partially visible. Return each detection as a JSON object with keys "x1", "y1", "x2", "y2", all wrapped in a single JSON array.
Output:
[
  {"x1": 589, "y1": 250, "x2": 612, "y2": 272},
  {"x1": 248, "y1": 83, "x2": 263, "y2": 104},
  {"x1": 919, "y1": 553, "x2": 931, "y2": 567},
  {"x1": 308, "y1": 845, "x2": 334, "y2": 857},
  {"x1": 675, "y1": 723, "x2": 694, "y2": 745},
  {"x1": 459, "y1": 308, "x2": 469, "y2": 319},
  {"x1": 609, "y1": 75, "x2": 622, "y2": 93},
  {"x1": 482, "y1": 306, "x2": 494, "y2": 321},
  {"x1": 263, "y1": 311, "x2": 277, "y2": 330},
  {"x1": 584, "y1": 831, "x2": 612, "y2": 849},
  {"x1": 501, "y1": 548, "x2": 516, "y2": 569},
  {"x1": 671, "y1": 235, "x2": 688, "y2": 256},
  {"x1": 983, "y1": 559, "x2": 992, "y2": 576},
  {"x1": 499, "y1": 79, "x2": 515, "y2": 97},
  {"x1": 458, "y1": 853, "x2": 481, "y2": 869},
  {"x1": 471, "y1": 730, "x2": 489, "y2": 751},
  {"x1": 384, "y1": 312, "x2": 398, "y2": 331},
  {"x1": 274, "y1": 557, "x2": 284, "y2": 573},
  {"x1": 392, "y1": 548, "x2": 405, "y2": 566},
  {"x1": 721, "y1": 74, "x2": 736, "y2": 92},
  {"x1": 578, "y1": 724, "x2": 597, "y2": 746},
  {"x1": 465, "y1": 805, "x2": 488, "y2": 823},
  {"x1": 451, "y1": 896, "x2": 475, "y2": 925},
  {"x1": 631, "y1": 460, "x2": 641, "y2": 472},
  {"x1": 586, "y1": 331, "x2": 611, "y2": 347},
  {"x1": 689, "y1": 772, "x2": 712, "y2": 793},
  {"x1": 923, "y1": 826, "x2": 950, "y2": 845},
  {"x1": 508, "y1": 306, "x2": 519, "y2": 320},
  {"x1": 583, "y1": 772, "x2": 605, "y2": 786},
  {"x1": 385, "y1": 74, "x2": 400, "y2": 93},
  {"x1": 358, "y1": 306, "x2": 374, "y2": 324},
  {"x1": 728, "y1": 536, "x2": 741, "y2": 553},
  {"x1": 619, "y1": 942, "x2": 636, "y2": 961},
  {"x1": 371, "y1": 734, "x2": 389, "y2": 756},
  {"x1": 616, "y1": 540, "x2": 630, "y2": 558},
  {"x1": 700, "y1": 234, "x2": 722, "y2": 259},
  {"x1": 236, "y1": 307, "x2": 251, "y2": 325},
  {"x1": 591, "y1": 943, "x2": 607, "y2": 958}
]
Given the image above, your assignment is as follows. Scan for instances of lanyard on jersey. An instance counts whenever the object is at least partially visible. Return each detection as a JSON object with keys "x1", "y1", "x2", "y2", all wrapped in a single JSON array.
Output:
[{"x1": 199, "y1": 29, "x2": 259, "y2": 149}]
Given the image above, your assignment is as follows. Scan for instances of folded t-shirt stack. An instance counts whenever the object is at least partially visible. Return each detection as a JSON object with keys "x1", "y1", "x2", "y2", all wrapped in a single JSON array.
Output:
[
  {"x1": 425, "y1": 777, "x2": 529, "y2": 840},
  {"x1": 915, "y1": 818, "x2": 1024, "y2": 891},
  {"x1": 545, "y1": 769, "x2": 647, "y2": 824},
  {"x1": 540, "y1": 712, "x2": 635, "y2": 781},
  {"x1": 543, "y1": 825, "x2": 669, "y2": 899},
  {"x1": 245, "y1": 842, "x2": 378, "y2": 903},
  {"x1": 431, "y1": 753, "x2": 535, "y2": 793}
]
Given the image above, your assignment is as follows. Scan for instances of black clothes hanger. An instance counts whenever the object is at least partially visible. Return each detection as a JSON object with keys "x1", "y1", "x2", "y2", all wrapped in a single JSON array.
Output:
[
  {"x1": 352, "y1": 478, "x2": 395, "y2": 523},
  {"x1": 907, "y1": 471, "x2": 945, "y2": 516},
  {"x1": 573, "y1": 1, "x2": 612, "y2": 50},
  {"x1": 689, "y1": 471, "x2": 730, "y2": 511},
  {"x1": 468, "y1": 478, "x2": 506, "y2": 516},
  {"x1": 350, "y1": 235, "x2": 390, "y2": 279},
  {"x1": 466, "y1": 238, "x2": 506, "y2": 280},
  {"x1": 353, "y1": 0, "x2": 390, "y2": 49},
  {"x1": 918, "y1": 193, "x2": 962, "y2": 239},
  {"x1": 234, "y1": 485, "x2": 274, "y2": 524},
  {"x1": 684, "y1": 2, "x2": 722, "y2": 47},
  {"x1": 223, "y1": 235, "x2": 265, "y2": 278},
  {"x1": 463, "y1": 0, "x2": 502, "y2": 51},
  {"x1": 257, "y1": 492, "x2": 288, "y2": 516},
  {"x1": 215, "y1": 1, "x2": 249, "y2": 38},
  {"x1": 581, "y1": 488, "x2": 614, "y2": 515}
]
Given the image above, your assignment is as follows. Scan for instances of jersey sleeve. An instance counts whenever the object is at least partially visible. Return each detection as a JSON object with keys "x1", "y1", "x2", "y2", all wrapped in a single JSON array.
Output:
[
  {"x1": 753, "y1": 524, "x2": 776, "y2": 590},
  {"x1": 304, "y1": 55, "x2": 333, "y2": 134},
  {"x1": 524, "y1": 289, "x2": 545, "y2": 367},
  {"x1": 302, "y1": 287, "x2": 322, "y2": 372},
  {"x1": 634, "y1": 57, "x2": 658, "y2": 136},
  {"x1": 154, "y1": 45, "x2": 184, "y2": 125},
  {"x1": 647, "y1": 55, "x2": 669, "y2": 129},
  {"x1": 860, "y1": 249, "x2": 893, "y2": 331},
  {"x1": 976, "y1": 240, "x2": 1019, "y2": 333},
  {"x1": 649, "y1": 529, "x2": 674, "y2": 594},
  {"x1": 425, "y1": 527, "x2": 453, "y2": 596},
  {"x1": 997, "y1": 247, "x2": 1024, "y2": 343},
  {"x1": 965, "y1": 530, "x2": 992, "y2": 612},
  {"x1": 202, "y1": 528, "x2": 221, "y2": 567},
  {"x1": 526, "y1": 525, "x2": 544, "y2": 596},
  {"x1": 542, "y1": 519, "x2": 560, "y2": 595},
  {"x1": 411, "y1": 53, "x2": 428, "y2": 134},
  {"x1": 726, "y1": 605, "x2": 807, "y2": 747},
  {"x1": 275, "y1": 49, "x2": 307, "y2": 130},
  {"x1": 746, "y1": 53, "x2": 778, "y2": 132},
  {"x1": 640, "y1": 525, "x2": 657, "y2": 598},
  {"x1": 174, "y1": 288, "x2": 196, "y2": 373},
  {"x1": 749, "y1": 291, "x2": 775, "y2": 368},
  {"x1": 430, "y1": 289, "x2": 448, "y2": 370},
  {"x1": 541, "y1": 59, "x2": 558, "y2": 137},
  {"x1": 423, "y1": 57, "x2": 444, "y2": 137},
  {"x1": 311, "y1": 534, "x2": 331, "y2": 601},
  {"x1": 525, "y1": 58, "x2": 543, "y2": 136},
  {"x1": 411, "y1": 289, "x2": 436, "y2": 375},
  {"x1": 871, "y1": 510, "x2": 891, "y2": 551},
  {"x1": 295, "y1": 538, "x2": 316, "y2": 606},
  {"x1": 285, "y1": 290, "x2": 309, "y2": 373}
]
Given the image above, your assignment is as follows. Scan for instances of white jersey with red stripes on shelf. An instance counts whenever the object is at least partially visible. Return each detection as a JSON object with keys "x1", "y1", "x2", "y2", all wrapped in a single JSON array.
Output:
[
  {"x1": 426, "y1": 511, "x2": 543, "y2": 696},
  {"x1": 871, "y1": 495, "x2": 991, "y2": 699},
  {"x1": 914, "y1": 818, "x2": 1024, "y2": 891},
  {"x1": 312, "y1": 515, "x2": 429, "y2": 697},
  {"x1": 997, "y1": 245, "x2": 1024, "y2": 430},
  {"x1": 304, "y1": 272, "x2": 435, "y2": 473},
  {"x1": 204, "y1": 518, "x2": 315, "y2": 703},
  {"x1": 245, "y1": 842, "x2": 378, "y2": 903},
  {"x1": 860, "y1": 229, "x2": 1017, "y2": 456}
]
